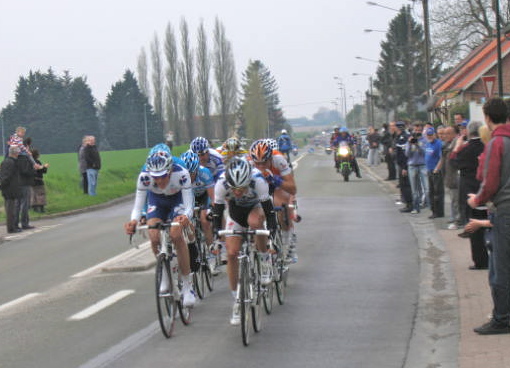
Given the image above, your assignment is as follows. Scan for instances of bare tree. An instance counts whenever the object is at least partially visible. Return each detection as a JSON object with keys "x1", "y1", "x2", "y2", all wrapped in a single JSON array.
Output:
[
  {"x1": 137, "y1": 47, "x2": 150, "y2": 99},
  {"x1": 430, "y1": 0, "x2": 509, "y2": 65},
  {"x1": 213, "y1": 17, "x2": 237, "y2": 139},
  {"x1": 151, "y1": 33, "x2": 164, "y2": 133},
  {"x1": 180, "y1": 18, "x2": 196, "y2": 140},
  {"x1": 196, "y1": 19, "x2": 212, "y2": 138},
  {"x1": 164, "y1": 23, "x2": 181, "y2": 144}
]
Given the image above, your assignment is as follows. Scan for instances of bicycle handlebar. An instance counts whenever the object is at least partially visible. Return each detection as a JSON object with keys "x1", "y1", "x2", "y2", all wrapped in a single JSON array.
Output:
[
  {"x1": 218, "y1": 229, "x2": 270, "y2": 237},
  {"x1": 137, "y1": 222, "x2": 180, "y2": 231}
]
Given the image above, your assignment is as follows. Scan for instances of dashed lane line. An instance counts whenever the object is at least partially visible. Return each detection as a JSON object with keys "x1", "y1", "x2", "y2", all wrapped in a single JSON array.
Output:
[
  {"x1": 0, "y1": 293, "x2": 42, "y2": 313},
  {"x1": 67, "y1": 290, "x2": 135, "y2": 321}
]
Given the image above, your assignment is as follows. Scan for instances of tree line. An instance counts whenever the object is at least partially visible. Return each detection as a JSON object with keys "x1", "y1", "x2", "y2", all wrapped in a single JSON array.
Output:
[{"x1": 0, "y1": 17, "x2": 286, "y2": 154}]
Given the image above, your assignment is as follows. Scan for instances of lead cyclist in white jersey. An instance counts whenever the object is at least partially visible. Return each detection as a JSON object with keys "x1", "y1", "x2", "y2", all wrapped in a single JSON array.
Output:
[
  {"x1": 212, "y1": 157, "x2": 277, "y2": 325},
  {"x1": 124, "y1": 150, "x2": 197, "y2": 307}
]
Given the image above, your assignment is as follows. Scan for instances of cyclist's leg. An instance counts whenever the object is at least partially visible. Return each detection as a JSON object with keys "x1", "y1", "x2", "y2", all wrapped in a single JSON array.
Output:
[
  {"x1": 147, "y1": 217, "x2": 163, "y2": 256},
  {"x1": 248, "y1": 206, "x2": 272, "y2": 285},
  {"x1": 200, "y1": 209, "x2": 213, "y2": 246}
]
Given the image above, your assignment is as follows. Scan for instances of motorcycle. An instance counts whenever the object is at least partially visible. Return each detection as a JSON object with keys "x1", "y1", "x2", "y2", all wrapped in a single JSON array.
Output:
[
  {"x1": 335, "y1": 142, "x2": 353, "y2": 182},
  {"x1": 325, "y1": 146, "x2": 333, "y2": 155},
  {"x1": 292, "y1": 145, "x2": 298, "y2": 156}
]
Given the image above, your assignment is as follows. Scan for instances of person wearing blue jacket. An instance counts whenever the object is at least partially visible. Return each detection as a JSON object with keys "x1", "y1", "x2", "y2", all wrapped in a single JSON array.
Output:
[
  {"x1": 425, "y1": 127, "x2": 444, "y2": 218},
  {"x1": 405, "y1": 123, "x2": 429, "y2": 214}
]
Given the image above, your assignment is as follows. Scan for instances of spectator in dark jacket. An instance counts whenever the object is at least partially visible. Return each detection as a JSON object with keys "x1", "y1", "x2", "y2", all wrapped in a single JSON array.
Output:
[
  {"x1": 78, "y1": 136, "x2": 88, "y2": 194},
  {"x1": 17, "y1": 148, "x2": 36, "y2": 230},
  {"x1": 451, "y1": 121, "x2": 487, "y2": 269},
  {"x1": 381, "y1": 123, "x2": 397, "y2": 180},
  {"x1": 1, "y1": 146, "x2": 22, "y2": 233},
  {"x1": 395, "y1": 121, "x2": 413, "y2": 212},
  {"x1": 84, "y1": 135, "x2": 101, "y2": 196}
]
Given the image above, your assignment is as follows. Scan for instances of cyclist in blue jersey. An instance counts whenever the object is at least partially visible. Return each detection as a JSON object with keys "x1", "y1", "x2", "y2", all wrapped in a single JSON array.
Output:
[
  {"x1": 190, "y1": 137, "x2": 225, "y2": 181},
  {"x1": 180, "y1": 150, "x2": 215, "y2": 249}
]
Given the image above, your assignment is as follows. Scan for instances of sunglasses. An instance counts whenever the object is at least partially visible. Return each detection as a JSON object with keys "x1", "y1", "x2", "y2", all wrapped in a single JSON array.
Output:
[
  {"x1": 151, "y1": 173, "x2": 169, "y2": 179},
  {"x1": 198, "y1": 151, "x2": 208, "y2": 156}
]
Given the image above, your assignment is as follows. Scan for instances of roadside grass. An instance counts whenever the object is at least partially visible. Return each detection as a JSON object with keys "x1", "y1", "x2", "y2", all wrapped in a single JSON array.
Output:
[{"x1": 0, "y1": 145, "x2": 188, "y2": 222}]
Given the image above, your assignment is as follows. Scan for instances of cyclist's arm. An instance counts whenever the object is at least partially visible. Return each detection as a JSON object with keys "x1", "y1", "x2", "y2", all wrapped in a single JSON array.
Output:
[
  {"x1": 280, "y1": 173, "x2": 297, "y2": 195},
  {"x1": 130, "y1": 188, "x2": 148, "y2": 221}
]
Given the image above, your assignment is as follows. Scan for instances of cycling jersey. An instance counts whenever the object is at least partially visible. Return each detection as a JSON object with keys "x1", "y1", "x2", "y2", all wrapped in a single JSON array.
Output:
[
  {"x1": 130, "y1": 163, "x2": 194, "y2": 221},
  {"x1": 214, "y1": 169, "x2": 271, "y2": 208},
  {"x1": 203, "y1": 148, "x2": 225, "y2": 181},
  {"x1": 249, "y1": 153, "x2": 292, "y2": 178},
  {"x1": 192, "y1": 166, "x2": 214, "y2": 197}
]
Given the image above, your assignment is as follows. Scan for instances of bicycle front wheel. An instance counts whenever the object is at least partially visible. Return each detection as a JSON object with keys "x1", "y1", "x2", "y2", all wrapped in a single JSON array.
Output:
[
  {"x1": 252, "y1": 255, "x2": 262, "y2": 332},
  {"x1": 155, "y1": 255, "x2": 176, "y2": 338},
  {"x1": 193, "y1": 241, "x2": 206, "y2": 299},
  {"x1": 274, "y1": 230, "x2": 287, "y2": 305},
  {"x1": 239, "y1": 257, "x2": 251, "y2": 346},
  {"x1": 177, "y1": 280, "x2": 192, "y2": 326}
]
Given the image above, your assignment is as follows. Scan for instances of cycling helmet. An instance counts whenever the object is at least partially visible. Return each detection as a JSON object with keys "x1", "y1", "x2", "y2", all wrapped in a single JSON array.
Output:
[
  {"x1": 265, "y1": 138, "x2": 278, "y2": 151},
  {"x1": 148, "y1": 143, "x2": 171, "y2": 156},
  {"x1": 281, "y1": 129, "x2": 287, "y2": 134},
  {"x1": 146, "y1": 151, "x2": 173, "y2": 176},
  {"x1": 190, "y1": 137, "x2": 210, "y2": 154},
  {"x1": 223, "y1": 137, "x2": 241, "y2": 152},
  {"x1": 180, "y1": 150, "x2": 200, "y2": 173},
  {"x1": 225, "y1": 157, "x2": 252, "y2": 188},
  {"x1": 250, "y1": 139, "x2": 273, "y2": 163}
]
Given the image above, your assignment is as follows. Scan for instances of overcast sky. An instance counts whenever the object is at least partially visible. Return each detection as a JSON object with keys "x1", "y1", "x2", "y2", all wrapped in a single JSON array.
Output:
[{"x1": 1, "y1": 0, "x2": 418, "y2": 120}]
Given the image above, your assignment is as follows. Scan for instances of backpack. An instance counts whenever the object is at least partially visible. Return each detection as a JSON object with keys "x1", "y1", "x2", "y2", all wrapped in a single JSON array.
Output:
[{"x1": 278, "y1": 135, "x2": 291, "y2": 152}]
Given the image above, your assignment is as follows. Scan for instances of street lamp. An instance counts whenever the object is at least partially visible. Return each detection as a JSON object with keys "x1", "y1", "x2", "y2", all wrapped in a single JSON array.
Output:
[
  {"x1": 355, "y1": 56, "x2": 379, "y2": 63},
  {"x1": 366, "y1": 1, "x2": 398, "y2": 12},
  {"x1": 363, "y1": 29, "x2": 386, "y2": 33},
  {"x1": 352, "y1": 73, "x2": 375, "y2": 126},
  {"x1": 333, "y1": 76, "x2": 348, "y2": 126}
]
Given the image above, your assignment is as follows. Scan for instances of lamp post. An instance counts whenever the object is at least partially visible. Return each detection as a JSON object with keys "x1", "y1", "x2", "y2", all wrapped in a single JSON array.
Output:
[
  {"x1": 353, "y1": 73, "x2": 375, "y2": 126},
  {"x1": 495, "y1": 0, "x2": 503, "y2": 96},
  {"x1": 333, "y1": 76, "x2": 348, "y2": 127},
  {"x1": 144, "y1": 103, "x2": 148, "y2": 149}
]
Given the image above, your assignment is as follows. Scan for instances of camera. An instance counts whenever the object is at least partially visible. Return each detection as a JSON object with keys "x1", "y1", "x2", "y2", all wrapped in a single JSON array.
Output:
[{"x1": 410, "y1": 133, "x2": 421, "y2": 144}]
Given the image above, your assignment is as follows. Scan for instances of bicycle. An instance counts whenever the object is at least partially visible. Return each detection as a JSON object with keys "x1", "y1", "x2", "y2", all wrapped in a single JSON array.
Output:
[
  {"x1": 138, "y1": 221, "x2": 192, "y2": 338},
  {"x1": 272, "y1": 206, "x2": 292, "y2": 305},
  {"x1": 192, "y1": 206, "x2": 214, "y2": 299},
  {"x1": 218, "y1": 228, "x2": 269, "y2": 346}
]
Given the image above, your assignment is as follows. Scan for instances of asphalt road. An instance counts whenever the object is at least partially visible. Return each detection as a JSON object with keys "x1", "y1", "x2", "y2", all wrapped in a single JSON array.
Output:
[{"x1": 0, "y1": 150, "x2": 423, "y2": 368}]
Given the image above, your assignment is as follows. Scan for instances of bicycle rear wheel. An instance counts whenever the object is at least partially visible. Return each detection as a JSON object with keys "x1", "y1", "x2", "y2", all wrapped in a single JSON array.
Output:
[
  {"x1": 239, "y1": 257, "x2": 251, "y2": 346},
  {"x1": 177, "y1": 279, "x2": 192, "y2": 325},
  {"x1": 252, "y1": 255, "x2": 262, "y2": 332},
  {"x1": 202, "y1": 242, "x2": 214, "y2": 292},
  {"x1": 155, "y1": 255, "x2": 176, "y2": 338},
  {"x1": 193, "y1": 239, "x2": 206, "y2": 299}
]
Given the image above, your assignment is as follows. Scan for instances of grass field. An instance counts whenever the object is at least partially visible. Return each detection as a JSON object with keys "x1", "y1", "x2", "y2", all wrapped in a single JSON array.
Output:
[{"x1": 0, "y1": 144, "x2": 189, "y2": 222}]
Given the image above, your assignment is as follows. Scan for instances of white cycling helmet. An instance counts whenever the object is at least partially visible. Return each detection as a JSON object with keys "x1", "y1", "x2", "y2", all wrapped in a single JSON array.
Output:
[
  {"x1": 225, "y1": 157, "x2": 252, "y2": 188},
  {"x1": 281, "y1": 129, "x2": 287, "y2": 134}
]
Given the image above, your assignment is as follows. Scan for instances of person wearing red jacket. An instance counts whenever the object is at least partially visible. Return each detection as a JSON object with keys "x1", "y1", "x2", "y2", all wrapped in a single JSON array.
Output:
[{"x1": 468, "y1": 97, "x2": 510, "y2": 335}]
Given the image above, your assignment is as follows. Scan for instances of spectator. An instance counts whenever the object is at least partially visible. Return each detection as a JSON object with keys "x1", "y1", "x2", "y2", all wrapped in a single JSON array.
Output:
[
  {"x1": 78, "y1": 136, "x2": 88, "y2": 194},
  {"x1": 467, "y1": 97, "x2": 510, "y2": 335},
  {"x1": 425, "y1": 127, "x2": 444, "y2": 218},
  {"x1": 405, "y1": 122, "x2": 429, "y2": 214},
  {"x1": 84, "y1": 135, "x2": 101, "y2": 196},
  {"x1": 17, "y1": 140, "x2": 37, "y2": 230},
  {"x1": 366, "y1": 126, "x2": 381, "y2": 166},
  {"x1": 452, "y1": 121, "x2": 487, "y2": 270},
  {"x1": 165, "y1": 130, "x2": 174, "y2": 150},
  {"x1": 1, "y1": 146, "x2": 22, "y2": 233},
  {"x1": 395, "y1": 121, "x2": 413, "y2": 213},
  {"x1": 442, "y1": 125, "x2": 461, "y2": 229},
  {"x1": 31, "y1": 149, "x2": 49, "y2": 213},
  {"x1": 7, "y1": 126, "x2": 36, "y2": 165},
  {"x1": 381, "y1": 122, "x2": 397, "y2": 180}
]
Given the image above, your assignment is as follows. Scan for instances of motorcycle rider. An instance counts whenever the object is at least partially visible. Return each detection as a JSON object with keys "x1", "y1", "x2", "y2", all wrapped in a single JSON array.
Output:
[{"x1": 331, "y1": 127, "x2": 361, "y2": 178}]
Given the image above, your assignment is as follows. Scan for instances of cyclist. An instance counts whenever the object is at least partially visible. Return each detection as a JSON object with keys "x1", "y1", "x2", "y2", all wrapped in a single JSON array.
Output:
[
  {"x1": 180, "y1": 150, "x2": 217, "y2": 273},
  {"x1": 249, "y1": 139, "x2": 298, "y2": 263},
  {"x1": 217, "y1": 137, "x2": 248, "y2": 165},
  {"x1": 124, "y1": 150, "x2": 197, "y2": 307},
  {"x1": 331, "y1": 127, "x2": 361, "y2": 178},
  {"x1": 190, "y1": 136, "x2": 225, "y2": 181},
  {"x1": 277, "y1": 129, "x2": 293, "y2": 166},
  {"x1": 212, "y1": 157, "x2": 277, "y2": 325}
]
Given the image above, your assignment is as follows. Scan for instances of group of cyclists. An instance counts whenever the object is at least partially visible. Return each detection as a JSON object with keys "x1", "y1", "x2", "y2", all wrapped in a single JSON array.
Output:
[{"x1": 124, "y1": 131, "x2": 299, "y2": 326}]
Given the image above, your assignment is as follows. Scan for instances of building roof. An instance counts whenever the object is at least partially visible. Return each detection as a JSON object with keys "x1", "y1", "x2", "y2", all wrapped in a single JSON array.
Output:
[{"x1": 433, "y1": 36, "x2": 510, "y2": 105}]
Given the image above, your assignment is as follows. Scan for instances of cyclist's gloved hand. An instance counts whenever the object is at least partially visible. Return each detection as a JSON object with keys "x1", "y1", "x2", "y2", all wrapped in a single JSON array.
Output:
[{"x1": 266, "y1": 174, "x2": 283, "y2": 188}]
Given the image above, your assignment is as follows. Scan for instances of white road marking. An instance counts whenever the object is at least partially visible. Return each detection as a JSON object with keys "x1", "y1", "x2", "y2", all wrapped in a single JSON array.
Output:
[
  {"x1": 3, "y1": 224, "x2": 61, "y2": 240},
  {"x1": 0, "y1": 293, "x2": 42, "y2": 313},
  {"x1": 68, "y1": 290, "x2": 135, "y2": 321},
  {"x1": 71, "y1": 241, "x2": 150, "y2": 278}
]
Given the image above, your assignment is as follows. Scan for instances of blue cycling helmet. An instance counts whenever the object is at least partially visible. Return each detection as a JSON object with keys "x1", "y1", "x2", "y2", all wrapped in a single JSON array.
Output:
[
  {"x1": 148, "y1": 143, "x2": 171, "y2": 156},
  {"x1": 190, "y1": 137, "x2": 210, "y2": 154},
  {"x1": 146, "y1": 151, "x2": 173, "y2": 177},
  {"x1": 180, "y1": 150, "x2": 200, "y2": 173}
]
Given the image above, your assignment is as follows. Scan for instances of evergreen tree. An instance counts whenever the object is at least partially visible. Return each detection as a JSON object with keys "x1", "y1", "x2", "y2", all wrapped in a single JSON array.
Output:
[
  {"x1": 103, "y1": 70, "x2": 161, "y2": 150},
  {"x1": 241, "y1": 67, "x2": 268, "y2": 140}
]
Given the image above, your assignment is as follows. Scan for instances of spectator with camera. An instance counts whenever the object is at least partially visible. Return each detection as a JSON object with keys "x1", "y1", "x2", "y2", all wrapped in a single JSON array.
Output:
[{"x1": 405, "y1": 122, "x2": 429, "y2": 214}]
